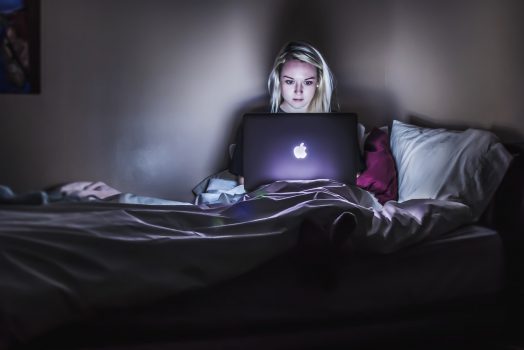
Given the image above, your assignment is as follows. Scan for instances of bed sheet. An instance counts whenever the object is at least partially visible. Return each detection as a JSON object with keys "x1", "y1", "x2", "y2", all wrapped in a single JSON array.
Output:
[
  {"x1": 70, "y1": 225, "x2": 501, "y2": 338},
  {"x1": 0, "y1": 179, "x2": 474, "y2": 345}
]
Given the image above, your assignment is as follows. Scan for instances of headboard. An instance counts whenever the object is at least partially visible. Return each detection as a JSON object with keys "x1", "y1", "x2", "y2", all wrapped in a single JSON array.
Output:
[{"x1": 481, "y1": 142, "x2": 524, "y2": 238}]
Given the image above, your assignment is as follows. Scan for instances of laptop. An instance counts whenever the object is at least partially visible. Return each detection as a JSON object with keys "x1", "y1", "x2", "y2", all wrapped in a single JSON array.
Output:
[{"x1": 242, "y1": 113, "x2": 359, "y2": 191}]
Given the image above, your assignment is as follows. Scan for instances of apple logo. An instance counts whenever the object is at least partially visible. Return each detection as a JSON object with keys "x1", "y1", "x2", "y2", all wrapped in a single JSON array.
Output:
[{"x1": 293, "y1": 142, "x2": 307, "y2": 159}]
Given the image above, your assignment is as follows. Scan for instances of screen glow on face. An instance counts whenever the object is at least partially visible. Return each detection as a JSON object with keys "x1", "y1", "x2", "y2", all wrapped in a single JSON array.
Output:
[{"x1": 279, "y1": 59, "x2": 317, "y2": 113}]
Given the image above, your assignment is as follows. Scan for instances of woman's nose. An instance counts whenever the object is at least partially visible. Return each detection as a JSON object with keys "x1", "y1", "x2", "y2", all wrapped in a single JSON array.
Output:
[{"x1": 294, "y1": 83, "x2": 303, "y2": 94}]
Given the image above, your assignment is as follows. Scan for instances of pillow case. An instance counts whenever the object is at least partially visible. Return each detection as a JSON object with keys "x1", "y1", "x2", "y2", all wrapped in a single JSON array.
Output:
[
  {"x1": 390, "y1": 120, "x2": 513, "y2": 220},
  {"x1": 357, "y1": 127, "x2": 398, "y2": 204}
]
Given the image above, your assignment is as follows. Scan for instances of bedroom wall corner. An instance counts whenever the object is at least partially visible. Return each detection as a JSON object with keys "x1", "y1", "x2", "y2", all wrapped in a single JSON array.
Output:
[{"x1": 386, "y1": 0, "x2": 524, "y2": 141}]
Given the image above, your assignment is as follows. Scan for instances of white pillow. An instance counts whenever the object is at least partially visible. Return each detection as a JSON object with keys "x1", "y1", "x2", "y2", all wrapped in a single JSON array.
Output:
[{"x1": 390, "y1": 120, "x2": 512, "y2": 220}]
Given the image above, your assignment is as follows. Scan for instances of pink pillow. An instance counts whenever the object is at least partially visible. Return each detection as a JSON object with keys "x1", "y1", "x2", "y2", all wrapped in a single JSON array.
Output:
[{"x1": 356, "y1": 128, "x2": 398, "y2": 204}]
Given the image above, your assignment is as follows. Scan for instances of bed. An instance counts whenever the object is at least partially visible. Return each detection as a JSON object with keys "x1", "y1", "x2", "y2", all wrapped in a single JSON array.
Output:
[{"x1": 0, "y1": 120, "x2": 520, "y2": 349}]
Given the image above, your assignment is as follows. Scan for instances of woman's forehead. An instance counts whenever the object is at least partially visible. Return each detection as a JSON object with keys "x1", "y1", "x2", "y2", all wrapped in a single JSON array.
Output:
[{"x1": 280, "y1": 59, "x2": 317, "y2": 78}]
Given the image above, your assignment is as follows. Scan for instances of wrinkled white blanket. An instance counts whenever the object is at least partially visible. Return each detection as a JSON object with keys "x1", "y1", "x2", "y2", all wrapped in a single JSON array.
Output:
[{"x1": 0, "y1": 180, "x2": 473, "y2": 344}]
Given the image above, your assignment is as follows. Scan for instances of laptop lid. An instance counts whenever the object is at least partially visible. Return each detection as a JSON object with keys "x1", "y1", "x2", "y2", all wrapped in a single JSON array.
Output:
[{"x1": 242, "y1": 113, "x2": 359, "y2": 191}]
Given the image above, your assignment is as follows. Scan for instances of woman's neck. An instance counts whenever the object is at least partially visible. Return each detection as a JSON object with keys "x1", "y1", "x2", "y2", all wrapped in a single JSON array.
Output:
[{"x1": 279, "y1": 104, "x2": 309, "y2": 113}]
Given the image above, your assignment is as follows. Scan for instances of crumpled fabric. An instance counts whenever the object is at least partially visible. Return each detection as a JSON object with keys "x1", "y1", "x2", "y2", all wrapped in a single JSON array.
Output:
[{"x1": 0, "y1": 179, "x2": 473, "y2": 345}]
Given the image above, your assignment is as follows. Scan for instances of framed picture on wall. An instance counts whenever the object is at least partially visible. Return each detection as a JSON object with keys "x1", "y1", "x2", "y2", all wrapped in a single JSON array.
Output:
[{"x1": 0, "y1": 0, "x2": 40, "y2": 94}]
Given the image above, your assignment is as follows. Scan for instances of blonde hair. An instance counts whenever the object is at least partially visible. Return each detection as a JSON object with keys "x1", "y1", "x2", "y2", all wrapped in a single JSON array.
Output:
[{"x1": 267, "y1": 41, "x2": 336, "y2": 113}]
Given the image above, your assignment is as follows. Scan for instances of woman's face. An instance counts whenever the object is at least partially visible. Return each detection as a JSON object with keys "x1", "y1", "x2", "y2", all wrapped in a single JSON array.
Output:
[{"x1": 279, "y1": 59, "x2": 318, "y2": 113}]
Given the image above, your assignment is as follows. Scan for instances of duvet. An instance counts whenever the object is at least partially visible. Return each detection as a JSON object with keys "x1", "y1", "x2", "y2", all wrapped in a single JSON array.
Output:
[{"x1": 0, "y1": 179, "x2": 474, "y2": 345}]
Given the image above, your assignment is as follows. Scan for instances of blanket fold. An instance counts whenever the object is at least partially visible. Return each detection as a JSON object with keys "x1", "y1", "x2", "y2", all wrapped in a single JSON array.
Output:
[{"x1": 0, "y1": 179, "x2": 473, "y2": 345}]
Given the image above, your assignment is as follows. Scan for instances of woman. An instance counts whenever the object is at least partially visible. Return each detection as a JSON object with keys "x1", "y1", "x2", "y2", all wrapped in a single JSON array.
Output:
[
  {"x1": 268, "y1": 40, "x2": 336, "y2": 113},
  {"x1": 229, "y1": 41, "x2": 338, "y2": 184}
]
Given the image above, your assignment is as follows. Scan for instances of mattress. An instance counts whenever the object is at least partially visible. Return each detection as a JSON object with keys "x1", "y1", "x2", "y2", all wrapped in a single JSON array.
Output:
[
  {"x1": 161, "y1": 224, "x2": 503, "y2": 322},
  {"x1": 34, "y1": 224, "x2": 503, "y2": 348}
]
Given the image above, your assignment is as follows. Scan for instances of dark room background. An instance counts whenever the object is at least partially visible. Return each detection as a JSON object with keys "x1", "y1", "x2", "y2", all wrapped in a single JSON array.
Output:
[{"x1": 1, "y1": 0, "x2": 522, "y2": 202}]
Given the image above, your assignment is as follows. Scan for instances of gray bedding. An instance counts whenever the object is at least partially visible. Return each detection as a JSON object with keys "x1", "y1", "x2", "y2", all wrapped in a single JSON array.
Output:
[{"x1": 0, "y1": 179, "x2": 476, "y2": 344}]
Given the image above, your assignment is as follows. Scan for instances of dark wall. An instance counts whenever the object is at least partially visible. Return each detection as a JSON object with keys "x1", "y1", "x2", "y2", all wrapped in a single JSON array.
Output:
[
  {"x1": 387, "y1": 0, "x2": 524, "y2": 140},
  {"x1": 0, "y1": 0, "x2": 522, "y2": 201}
]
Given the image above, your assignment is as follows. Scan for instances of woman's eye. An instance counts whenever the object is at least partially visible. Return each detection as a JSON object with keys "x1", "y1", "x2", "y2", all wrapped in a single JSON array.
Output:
[
  {"x1": 285, "y1": 80, "x2": 294, "y2": 85},
  {"x1": 305, "y1": 81, "x2": 314, "y2": 86}
]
